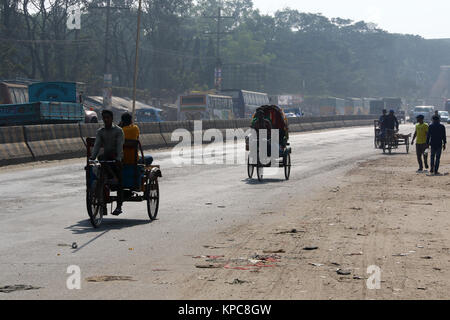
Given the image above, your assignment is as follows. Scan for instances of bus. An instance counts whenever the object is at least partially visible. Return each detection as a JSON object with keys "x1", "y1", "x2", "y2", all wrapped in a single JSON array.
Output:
[
  {"x1": 220, "y1": 89, "x2": 269, "y2": 118},
  {"x1": 178, "y1": 94, "x2": 234, "y2": 120}
]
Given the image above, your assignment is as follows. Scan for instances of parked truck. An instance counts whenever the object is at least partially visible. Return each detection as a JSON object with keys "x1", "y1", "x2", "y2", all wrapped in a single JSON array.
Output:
[{"x1": 0, "y1": 81, "x2": 84, "y2": 126}]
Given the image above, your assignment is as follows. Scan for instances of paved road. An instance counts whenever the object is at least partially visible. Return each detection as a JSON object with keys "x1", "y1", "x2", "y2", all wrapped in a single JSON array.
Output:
[{"x1": 0, "y1": 125, "x2": 413, "y2": 299}]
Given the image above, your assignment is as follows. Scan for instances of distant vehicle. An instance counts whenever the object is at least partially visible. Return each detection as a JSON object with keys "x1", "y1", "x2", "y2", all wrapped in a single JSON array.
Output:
[
  {"x1": 220, "y1": 89, "x2": 269, "y2": 118},
  {"x1": 383, "y1": 98, "x2": 402, "y2": 112},
  {"x1": 397, "y1": 110, "x2": 406, "y2": 123},
  {"x1": 445, "y1": 100, "x2": 450, "y2": 113},
  {"x1": 0, "y1": 81, "x2": 84, "y2": 126},
  {"x1": 370, "y1": 100, "x2": 385, "y2": 115},
  {"x1": 136, "y1": 107, "x2": 162, "y2": 122},
  {"x1": 438, "y1": 111, "x2": 450, "y2": 124},
  {"x1": 413, "y1": 106, "x2": 435, "y2": 124},
  {"x1": 282, "y1": 107, "x2": 303, "y2": 117},
  {"x1": 319, "y1": 97, "x2": 346, "y2": 116},
  {"x1": 84, "y1": 106, "x2": 98, "y2": 123},
  {"x1": 345, "y1": 98, "x2": 363, "y2": 115},
  {"x1": 178, "y1": 94, "x2": 234, "y2": 120},
  {"x1": 0, "y1": 82, "x2": 28, "y2": 104}
]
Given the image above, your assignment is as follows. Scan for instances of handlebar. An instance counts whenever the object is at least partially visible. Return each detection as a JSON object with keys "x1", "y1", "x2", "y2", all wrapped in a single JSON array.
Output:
[{"x1": 88, "y1": 159, "x2": 117, "y2": 164}]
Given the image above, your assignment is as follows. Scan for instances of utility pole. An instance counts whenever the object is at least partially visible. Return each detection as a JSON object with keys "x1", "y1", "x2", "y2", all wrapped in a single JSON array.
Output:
[
  {"x1": 89, "y1": 1, "x2": 129, "y2": 109},
  {"x1": 131, "y1": 0, "x2": 143, "y2": 122},
  {"x1": 204, "y1": 6, "x2": 233, "y2": 92}
]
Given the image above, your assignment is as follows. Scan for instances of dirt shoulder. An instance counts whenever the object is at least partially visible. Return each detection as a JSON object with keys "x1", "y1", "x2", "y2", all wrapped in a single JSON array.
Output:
[{"x1": 177, "y1": 149, "x2": 450, "y2": 300}]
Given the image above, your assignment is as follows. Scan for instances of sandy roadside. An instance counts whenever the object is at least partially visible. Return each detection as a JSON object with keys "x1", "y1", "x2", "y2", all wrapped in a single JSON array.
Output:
[{"x1": 176, "y1": 147, "x2": 450, "y2": 300}]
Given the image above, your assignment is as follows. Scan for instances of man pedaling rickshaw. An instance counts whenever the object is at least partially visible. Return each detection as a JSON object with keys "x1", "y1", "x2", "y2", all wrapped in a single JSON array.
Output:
[
  {"x1": 90, "y1": 109, "x2": 125, "y2": 216},
  {"x1": 250, "y1": 106, "x2": 289, "y2": 156},
  {"x1": 379, "y1": 109, "x2": 399, "y2": 147}
]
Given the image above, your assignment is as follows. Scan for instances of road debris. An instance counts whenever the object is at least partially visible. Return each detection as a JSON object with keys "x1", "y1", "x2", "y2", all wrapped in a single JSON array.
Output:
[
  {"x1": 152, "y1": 269, "x2": 170, "y2": 272},
  {"x1": 57, "y1": 243, "x2": 71, "y2": 247},
  {"x1": 71, "y1": 242, "x2": 78, "y2": 249},
  {"x1": 193, "y1": 255, "x2": 225, "y2": 259},
  {"x1": 203, "y1": 245, "x2": 227, "y2": 249},
  {"x1": 310, "y1": 263, "x2": 324, "y2": 267},
  {"x1": 195, "y1": 264, "x2": 223, "y2": 269},
  {"x1": 350, "y1": 207, "x2": 362, "y2": 211},
  {"x1": 345, "y1": 252, "x2": 363, "y2": 256},
  {"x1": 303, "y1": 246, "x2": 319, "y2": 251},
  {"x1": 263, "y1": 249, "x2": 285, "y2": 254},
  {"x1": 331, "y1": 262, "x2": 341, "y2": 266},
  {"x1": 85, "y1": 276, "x2": 135, "y2": 282},
  {"x1": 276, "y1": 229, "x2": 304, "y2": 235},
  {"x1": 226, "y1": 279, "x2": 249, "y2": 285},
  {"x1": 392, "y1": 252, "x2": 411, "y2": 257},
  {"x1": 337, "y1": 269, "x2": 352, "y2": 276},
  {"x1": 421, "y1": 256, "x2": 433, "y2": 260},
  {"x1": 0, "y1": 284, "x2": 41, "y2": 293}
]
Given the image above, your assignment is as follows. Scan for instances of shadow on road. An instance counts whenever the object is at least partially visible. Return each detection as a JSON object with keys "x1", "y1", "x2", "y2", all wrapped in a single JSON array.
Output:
[
  {"x1": 243, "y1": 178, "x2": 287, "y2": 185},
  {"x1": 66, "y1": 218, "x2": 152, "y2": 235}
]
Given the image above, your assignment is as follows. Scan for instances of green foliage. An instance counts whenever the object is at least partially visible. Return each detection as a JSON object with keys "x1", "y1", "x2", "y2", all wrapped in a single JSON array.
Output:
[{"x1": 0, "y1": 1, "x2": 449, "y2": 101}]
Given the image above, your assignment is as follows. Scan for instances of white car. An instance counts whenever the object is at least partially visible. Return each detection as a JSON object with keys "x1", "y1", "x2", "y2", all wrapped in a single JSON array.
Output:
[{"x1": 438, "y1": 111, "x2": 450, "y2": 124}]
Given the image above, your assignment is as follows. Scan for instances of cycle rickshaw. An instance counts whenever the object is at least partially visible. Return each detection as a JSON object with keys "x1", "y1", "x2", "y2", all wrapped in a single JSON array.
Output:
[
  {"x1": 246, "y1": 105, "x2": 292, "y2": 181},
  {"x1": 85, "y1": 138, "x2": 162, "y2": 228},
  {"x1": 374, "y1": 120, "x2": 410, "y2": 154}
]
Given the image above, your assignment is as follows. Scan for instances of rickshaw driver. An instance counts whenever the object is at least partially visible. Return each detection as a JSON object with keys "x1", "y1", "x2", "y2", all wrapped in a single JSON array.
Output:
[
  {"x1": 90, "y1": 109, "x2": 125, "y2": 216},
  {"x1": 385, "y1": 109, "x2": 400, "y2": 133}
]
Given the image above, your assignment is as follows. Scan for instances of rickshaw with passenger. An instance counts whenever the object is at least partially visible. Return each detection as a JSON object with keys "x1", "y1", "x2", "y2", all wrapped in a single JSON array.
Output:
[
  {"x1": 245, "y1": 105, "x2": 292, "y2": 181},
  {"x1": 85, "y1": 138, "x2": 162, "y2": 228}
]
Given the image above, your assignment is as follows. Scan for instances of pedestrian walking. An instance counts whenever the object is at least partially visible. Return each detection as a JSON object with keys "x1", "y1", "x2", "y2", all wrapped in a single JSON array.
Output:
[
  {"x1": 426, "y1": 115, "x2": 447, "y2": 176},
  {"x1": 411, "y1": 115, "x2": 429, "y2": 172}
]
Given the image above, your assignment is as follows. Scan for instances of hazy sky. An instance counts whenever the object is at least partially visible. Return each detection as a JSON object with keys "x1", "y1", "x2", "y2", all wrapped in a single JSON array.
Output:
[{"x1": 252, "y1": 0, "x2": 450, "y2": 39}]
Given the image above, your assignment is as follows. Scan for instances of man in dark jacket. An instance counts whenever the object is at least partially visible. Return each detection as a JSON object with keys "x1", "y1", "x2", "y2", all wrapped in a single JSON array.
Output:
[
  {"x1": 384, "y1": 110, "x2": 399, "y2": 132},
  {"x1": 426, "y1": 115, "x2": 447, "y2": 175}
]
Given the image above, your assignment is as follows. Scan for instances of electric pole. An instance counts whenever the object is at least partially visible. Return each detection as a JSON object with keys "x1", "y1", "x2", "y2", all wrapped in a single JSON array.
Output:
[
  {"x1": 203, "y1": 6, "x2": 233, "y2": 92},
  {"x1": 131, "y1": 0, "x2": 143, "y2": 122},
  {"x1": 89, "y1": 1, "x2": 129, "y2": 109}
]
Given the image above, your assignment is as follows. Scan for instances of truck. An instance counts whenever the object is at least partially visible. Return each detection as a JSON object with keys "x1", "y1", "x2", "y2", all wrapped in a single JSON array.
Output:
[
  {"x1": 0, "y1": 81, "x2": 85, "y2": 126},
  {"x1": 369, "y1": 100, "x2": 385, "y2": 115}
]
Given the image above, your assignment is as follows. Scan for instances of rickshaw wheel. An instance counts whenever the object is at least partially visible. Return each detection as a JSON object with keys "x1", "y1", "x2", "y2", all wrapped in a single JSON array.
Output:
[
  {"x1": 146, "y1": 178, "x2": 159, "y2": 220},
  {"x1": 247, "y1": 156, "x2": 254, "y2": 178},
  {"x1": 86, "y1": 183, "x2": 104, "y2": 228},
  {"x1": 257, "y1": 165, "x2": 263, "y2": 182},
  {"x1": 284, "y1": 153, "x2": 291, "y2": 180}
]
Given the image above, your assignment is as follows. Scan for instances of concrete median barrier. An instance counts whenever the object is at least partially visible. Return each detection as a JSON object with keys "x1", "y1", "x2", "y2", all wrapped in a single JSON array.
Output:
[
  {"x1": 0, "y1": 126, "x2": 34, "y2": 166},
  {"x1": 24, "y1": 124, "x2": 85, "y2": 161},
  {"x1": 79, "y1": 123, "x2": 101, "y2": 145},
  {"x1": 287, "y1": 118, "x2": 303, "y2": 133},
  {"x1": 214, "y1": 119, "x2": 235, "y2": 140},
  {"x1": 160, "y1": 121, "x2": 193, "y2": 147},
  {"x1": 138, "y1": 122, "x2": 166, "y2": 149}
]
